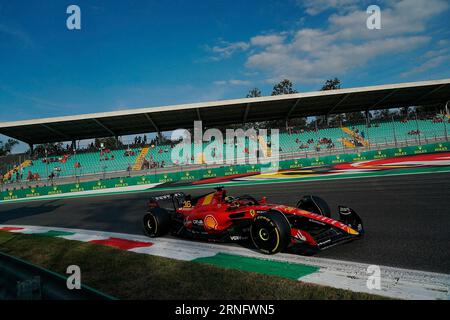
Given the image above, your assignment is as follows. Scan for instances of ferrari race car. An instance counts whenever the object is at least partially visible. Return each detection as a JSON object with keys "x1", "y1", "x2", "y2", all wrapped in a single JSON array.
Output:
[{"x1": 142, "y1": 187, "x2": 364, "y2": 255}]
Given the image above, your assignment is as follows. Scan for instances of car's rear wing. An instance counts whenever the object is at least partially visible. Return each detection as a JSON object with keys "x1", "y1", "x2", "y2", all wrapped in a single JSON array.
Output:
[{"x1": 147, "y1": 192, "x2": 186, "y2": 211}]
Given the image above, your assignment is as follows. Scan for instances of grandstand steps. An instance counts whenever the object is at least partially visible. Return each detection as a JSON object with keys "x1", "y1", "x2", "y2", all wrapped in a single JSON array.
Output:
[
  {"x1": 21, "y1": 159, "x2": 32, "y2": 168},
  {"x1": 341, "y1": 127, "x2": 369, "y2": 146},
  {"x1": 132, "y1": 146, "x2": 150, "y2": 171},
  {"x1": 3, "y1": 159, "x2": 32, "y2": 180},
  {"x1": 340, "y1": 137, "x2": 356, "y2": 148}
]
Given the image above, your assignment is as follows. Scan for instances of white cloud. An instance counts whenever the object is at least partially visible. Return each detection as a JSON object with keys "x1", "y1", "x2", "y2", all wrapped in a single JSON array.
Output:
[
  {"x1": 328, "y1": 0, "x2": 449, "y2": 40},
  {"x1": 401, "y1": 45, "x2": 450, "y2": 77},
  {"x1": 207, "y1": 40, "x2": 250, "y2": 60},
  {"x1": 247, "y1": 36, "x2": 429, "y2": 82},
  {"x1": 250, "y1": 34, "x2": 286, "y2": 46},
  {"x1": 213, "y1": 79, "x2": 251, "y2": 86},
  {"x1": 299, "y1": 0, "x2": 368, "y2": 16},
  {"x1": 202, "y1": 0, "x2": 448, "y2": 85},
  {"x1": 400, "y1": 54, "x2": 450, "y2": 77},
  {"x1": 244, "y1": 0, "x2": 448, "y2": 83}
]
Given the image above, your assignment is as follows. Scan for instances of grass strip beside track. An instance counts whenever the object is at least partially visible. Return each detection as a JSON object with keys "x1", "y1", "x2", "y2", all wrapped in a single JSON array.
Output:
[{"x1": 0, "y1": 231, "x2": 385, "y2": 300}]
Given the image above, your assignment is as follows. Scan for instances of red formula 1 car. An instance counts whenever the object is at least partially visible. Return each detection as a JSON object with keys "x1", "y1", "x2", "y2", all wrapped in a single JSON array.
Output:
[{"x1": 142, "y1": 187, "x2": 364, "y2": 255}]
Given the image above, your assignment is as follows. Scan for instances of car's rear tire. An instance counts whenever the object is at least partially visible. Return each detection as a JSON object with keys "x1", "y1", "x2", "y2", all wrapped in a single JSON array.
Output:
[
  {"x1": 143, "y1": 208, "x2": 171, "y2": 237},
  {"x1": 296, "y1": 195, "x2": 331, "y2": 217},
  {"x1": 250, "y1": 211, "x2": 291, "y2": 254}
]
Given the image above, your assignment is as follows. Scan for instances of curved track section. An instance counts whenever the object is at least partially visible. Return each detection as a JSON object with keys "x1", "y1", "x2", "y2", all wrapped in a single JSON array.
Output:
[{"x1": 1, "y1": 172, "x2": 449, "y2": 273}]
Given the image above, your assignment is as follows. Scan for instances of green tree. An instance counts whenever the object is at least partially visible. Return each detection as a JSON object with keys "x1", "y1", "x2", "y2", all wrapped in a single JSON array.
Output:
[
  {"x1": 0, "y1": 139, "x2": 19, "y2": 156},
  {"x1": 344, "y1": 111, "x2": 366, "y2": 124},
  {"x1": 416, "y1": 104, "x2": 440, "y2": 114},
  {"x1": 321, "y1": 78, "x2": 341, "y2": 91},
  {"x1": 327, "y1": 114, "x2": 344, "y2": 127},
  {"x1": 246, "y1": 88, "x2": 262, "y2": 98},
  {"x1": 373, "y1": 109, "x2": 392, "y2": 121},
  {"x1": 271, "y1": 79, "x2": 298, "y2": 96}
]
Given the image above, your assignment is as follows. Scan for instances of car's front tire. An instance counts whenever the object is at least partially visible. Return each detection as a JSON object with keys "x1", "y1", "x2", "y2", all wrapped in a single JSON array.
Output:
[
  {"x1": 143, "y1": 208, "x2": 171, "y2": 237},
  {"x1": 250, "y1": 211, "x2": 291, "y2": 254}
]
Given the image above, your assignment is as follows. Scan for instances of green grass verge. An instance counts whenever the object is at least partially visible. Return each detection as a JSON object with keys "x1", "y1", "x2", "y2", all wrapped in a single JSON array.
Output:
[{"x1": 0, "y1": 231, "x2": 386, "y2": 300}]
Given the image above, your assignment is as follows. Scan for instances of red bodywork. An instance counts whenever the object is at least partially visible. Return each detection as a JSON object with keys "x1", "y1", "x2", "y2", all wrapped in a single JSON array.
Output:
[{"x1": 169, "y1": 188, "x2": 360, "y2": 248}]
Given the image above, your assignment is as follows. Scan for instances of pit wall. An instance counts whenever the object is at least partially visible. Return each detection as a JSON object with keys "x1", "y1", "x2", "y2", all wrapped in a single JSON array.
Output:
[{"x1": 1, "y1": 142, "x2": 449, "y2": 202}]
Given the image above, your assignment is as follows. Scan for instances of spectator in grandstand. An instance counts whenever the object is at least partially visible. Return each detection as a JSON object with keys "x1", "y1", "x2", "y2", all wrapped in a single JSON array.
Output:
[
  {"x1": 299, "y1": 143, "x2": 308, "y2": 149},
  {"x1": 432, "y1": 115, "x2": 443, "y2": 123},
  {"x1": 408, "y1": 130, "x2": 421, "y2": 135},
  {"x1": 142, "y1": 159, "x2": 149, "y2": 169},
  {"x1": 318, "y1": 137, "x2": 332, "y2": 145}
]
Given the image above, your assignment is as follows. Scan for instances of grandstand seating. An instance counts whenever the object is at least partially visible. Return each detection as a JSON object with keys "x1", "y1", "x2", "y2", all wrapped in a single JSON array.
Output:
[
  {"x1": 277, "y1": 119, "x2": 447, "y2": 153},
  {"x1": 2, "y1": 117, "x2": 448, "y2": 183},
  {"x1": 5, "y1": 148, "x2": 141, "y2": 182}
]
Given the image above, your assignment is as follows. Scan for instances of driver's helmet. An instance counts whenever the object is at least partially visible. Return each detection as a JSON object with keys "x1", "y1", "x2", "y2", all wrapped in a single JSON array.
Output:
[
  {"x1": 224, "y1": 196, "x2": 235, "y2": 203},
  {"x1": 225, "y1": 196, "x2": 240, "y2": 208}
]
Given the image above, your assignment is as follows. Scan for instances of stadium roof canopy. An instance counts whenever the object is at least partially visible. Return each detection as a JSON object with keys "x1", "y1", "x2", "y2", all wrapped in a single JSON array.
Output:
[{"x1": 1, "y1": 78, "x2": 449, "y2": 145}]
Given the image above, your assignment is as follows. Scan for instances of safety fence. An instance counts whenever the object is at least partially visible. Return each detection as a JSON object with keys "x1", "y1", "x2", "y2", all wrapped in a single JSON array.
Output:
[{"x1": 1, "y1": 141, "x2": 449, "y2": 202}]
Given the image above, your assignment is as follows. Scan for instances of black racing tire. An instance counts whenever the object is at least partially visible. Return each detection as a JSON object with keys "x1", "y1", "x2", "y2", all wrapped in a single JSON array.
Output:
[
  {"x1": 296, "y1": 195, "x2": 331, "y2": 217},
  {"x1": 143, "y1": 208, "x2": 171, "y2": 237},
  {"x1": 250, "y1": 211, "x2": 291, "y2": 254}
]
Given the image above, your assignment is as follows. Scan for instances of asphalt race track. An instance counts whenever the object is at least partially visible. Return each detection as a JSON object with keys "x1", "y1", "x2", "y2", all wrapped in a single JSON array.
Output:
[{"x1": 1, "y1": 172, "x2": 450, "y2": 273}]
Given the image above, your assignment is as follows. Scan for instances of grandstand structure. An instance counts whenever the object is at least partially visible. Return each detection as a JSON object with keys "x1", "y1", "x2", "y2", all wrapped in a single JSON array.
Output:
[{"x1": 0, "y1": 78, "x2": 449, "y2": 189}]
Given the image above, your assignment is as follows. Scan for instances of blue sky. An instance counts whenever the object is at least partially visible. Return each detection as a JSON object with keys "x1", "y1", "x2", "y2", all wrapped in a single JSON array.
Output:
[{"x1": 0, "y1": 0, "x2": 449, "y2": 144}]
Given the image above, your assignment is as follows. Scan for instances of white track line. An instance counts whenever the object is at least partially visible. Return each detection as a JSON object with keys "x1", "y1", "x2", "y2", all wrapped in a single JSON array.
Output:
[{"x1": 1, "y1": 224, "x2": 449, "y2": 300}]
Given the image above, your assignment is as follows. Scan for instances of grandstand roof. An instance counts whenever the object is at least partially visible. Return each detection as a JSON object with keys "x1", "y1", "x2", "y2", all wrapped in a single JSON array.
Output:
[{"x1": 1, "y1": 78, "x2": 450, "y2": 145}]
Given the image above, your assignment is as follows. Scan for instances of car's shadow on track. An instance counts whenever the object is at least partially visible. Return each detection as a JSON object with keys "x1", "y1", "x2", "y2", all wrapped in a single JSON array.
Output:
[{"x1": 0, "y1": 201, "x2": 63, "y2": 224}]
